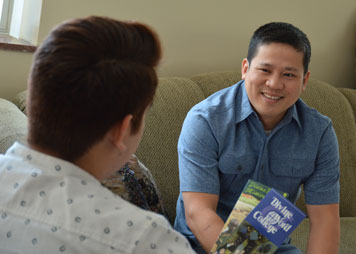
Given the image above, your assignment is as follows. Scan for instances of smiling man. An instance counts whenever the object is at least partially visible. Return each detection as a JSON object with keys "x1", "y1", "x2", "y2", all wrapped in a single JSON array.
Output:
[{"x1": 174, "y1": 22, "x2": 340, "y2": 254}]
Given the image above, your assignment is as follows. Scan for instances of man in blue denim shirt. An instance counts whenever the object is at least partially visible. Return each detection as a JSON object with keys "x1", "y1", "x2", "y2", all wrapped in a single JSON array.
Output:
[{"x1": 174, "y1": 22, "x2": 340, "y2": 254}]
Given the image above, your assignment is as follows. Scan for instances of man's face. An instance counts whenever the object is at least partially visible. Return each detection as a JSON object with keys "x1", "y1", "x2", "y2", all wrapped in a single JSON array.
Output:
[{"x1": 241, "y1": 42, "x2": 310, "y2": 130}]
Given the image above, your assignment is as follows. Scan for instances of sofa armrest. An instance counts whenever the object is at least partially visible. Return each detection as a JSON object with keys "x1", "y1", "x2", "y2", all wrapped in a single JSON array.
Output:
[
  {"x1": 291, "y1": 217, "x2": 356, "y2": 254},
  {"x1": 0, "y1": 98, "x2": 27, "y2": 153}
]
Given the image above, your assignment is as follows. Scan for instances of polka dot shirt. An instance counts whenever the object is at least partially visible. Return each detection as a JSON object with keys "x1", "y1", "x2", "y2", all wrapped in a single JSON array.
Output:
[{"x1": 0, "y1": 142, "x2": 195, "y2": 254}]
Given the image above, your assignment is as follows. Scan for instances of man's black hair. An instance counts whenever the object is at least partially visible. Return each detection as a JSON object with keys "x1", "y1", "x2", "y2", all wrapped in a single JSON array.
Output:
[{"x1": 247, "y1": 22, "x2": 311, "y2": 74}]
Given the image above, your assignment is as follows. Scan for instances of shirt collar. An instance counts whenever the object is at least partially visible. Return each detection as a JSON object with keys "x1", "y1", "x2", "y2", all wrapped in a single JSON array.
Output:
[
  {"x1": 235, "y1": 81, "x2": 302, "y2": 130},
  {"x1": 283, "y1": 102, "x2": 302, "y2": 130},
  {"x1": 235, "y1": 81, "x2": 256, "y2": 124},
  {"x1": 5, "y1": 142, "x2": 101, "y2": 183}
]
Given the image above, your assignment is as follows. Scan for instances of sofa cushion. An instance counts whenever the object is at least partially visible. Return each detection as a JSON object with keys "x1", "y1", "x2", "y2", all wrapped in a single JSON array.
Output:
[
  {"x1": 291, "y1": 217, "x2": 356, "y2": 253},
  {"x1": 299, "y1": 78, "x2": 356, "y2": 217},
  {"x1": 338, "y1": 87, "x2": 356, "y2": 121},
  {"x1": 101, "y1": 154, "x2": 167, "y2": 217},
  {"x1": 12, "y1": 90, "x2": 27, "y2": 114},
  {"x1": 136, "y1": 77, "x2": 206, "y2": 223},
  {"x1": 0, "y1": 99, "x2": 27, "y2": 154},
  {"x1": 191, "y1": 70, "x2": 241, "y2": 97}
]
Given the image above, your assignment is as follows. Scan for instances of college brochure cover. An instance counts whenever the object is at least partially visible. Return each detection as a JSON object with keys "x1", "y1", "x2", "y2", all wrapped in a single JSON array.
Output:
[{"x1": 210, "y1": 180, "x2": 305, "y2": 254}]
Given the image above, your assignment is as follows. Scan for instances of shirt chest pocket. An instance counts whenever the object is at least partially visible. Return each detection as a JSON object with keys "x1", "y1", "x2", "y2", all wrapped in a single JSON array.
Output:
[
  {"x1": 269, "y1": 158, "x2": 314, "y2": 180},
  {"x1": 218, "y1": 155, "x2": 257, "y2": 195},
  {"x1": 218, "y1": 155, "x2": 257, "y2": 175}
]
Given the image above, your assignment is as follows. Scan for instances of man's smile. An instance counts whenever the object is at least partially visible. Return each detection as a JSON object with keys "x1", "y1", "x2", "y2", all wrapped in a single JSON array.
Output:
[{"x1": 261, "y1": 92, "x2": 284, "y2": 100}]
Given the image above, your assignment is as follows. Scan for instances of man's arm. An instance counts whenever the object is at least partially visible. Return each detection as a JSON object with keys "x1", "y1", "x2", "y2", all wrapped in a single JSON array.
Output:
[
  {"x1": 303, "y1": 122, "x2": 340, "y2": 254},
  {"x1": 306, "y1": 203, "x2": 340, "y2": 254},
  {"x1": 183, "y1": 192, "x2": 224, "y2": 253}
]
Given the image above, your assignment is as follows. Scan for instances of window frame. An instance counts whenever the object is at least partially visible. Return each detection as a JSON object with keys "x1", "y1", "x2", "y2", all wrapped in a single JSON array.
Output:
[{"x1": 0, "y1": 0, "x2": 13, "y2": 34}]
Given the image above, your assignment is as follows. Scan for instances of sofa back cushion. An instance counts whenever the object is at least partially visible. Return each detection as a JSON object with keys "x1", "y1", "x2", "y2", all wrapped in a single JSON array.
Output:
[
  {"x1": 136, "y1": 77, "x2": 206, "y2": 223},
  {"x1": 299, "y1": 78, "x2": 356, "y2": 217},
  {"x1": 339, "y1": 88, "x2": 356, "y2": 121},
  {"x1": 191, "y1": 71, "x2": 241, "y2": 97}
]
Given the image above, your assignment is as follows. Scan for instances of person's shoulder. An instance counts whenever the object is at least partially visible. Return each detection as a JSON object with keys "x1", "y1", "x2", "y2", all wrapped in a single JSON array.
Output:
[
  {"x1": 296, "y1": 99, "x2": 332, "y2": 128},
  {"x1": 189, "y1": 80, "x2": 243, "y2": 117}
]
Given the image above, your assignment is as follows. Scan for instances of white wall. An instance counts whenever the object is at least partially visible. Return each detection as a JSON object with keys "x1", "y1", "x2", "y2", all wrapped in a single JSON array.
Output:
[{"x1": 0, "y1": 0, "x2": 355, "y2": 100}]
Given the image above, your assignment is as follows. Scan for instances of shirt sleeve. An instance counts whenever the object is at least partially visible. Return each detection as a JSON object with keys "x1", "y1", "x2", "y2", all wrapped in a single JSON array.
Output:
[
  {"x1": 178, "y1": 108, "x2": 221, "y2": 195},
  {"x1": 304, "y1": 122, "x2": 340, "y2": 205}
]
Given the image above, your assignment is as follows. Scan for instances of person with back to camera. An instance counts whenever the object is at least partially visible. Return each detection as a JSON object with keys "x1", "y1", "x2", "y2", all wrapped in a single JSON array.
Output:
[
  {"x1": 0, "y1": 16, "x2": 196, "y2": 254},
  {"x1": 174, "y1": 22, "x2": 340, "y2": 254}
]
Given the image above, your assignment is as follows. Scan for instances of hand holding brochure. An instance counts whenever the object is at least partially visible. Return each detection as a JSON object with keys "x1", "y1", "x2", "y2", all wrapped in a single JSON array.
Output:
[{"x1": 210, "y1": 180, "x2": 305, "y2": 254}]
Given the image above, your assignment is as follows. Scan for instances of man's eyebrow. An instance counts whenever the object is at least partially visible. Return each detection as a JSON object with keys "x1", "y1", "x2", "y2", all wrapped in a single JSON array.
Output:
[
  {"x1": 284, "y1": 66, "x2": 299, "y2": 72},
  {"x1": 257, "y1": 62, "x2": 273, "y2": 67},
  {"x1": 257, "y1": 62, "x2": 299, "y2": 72}
]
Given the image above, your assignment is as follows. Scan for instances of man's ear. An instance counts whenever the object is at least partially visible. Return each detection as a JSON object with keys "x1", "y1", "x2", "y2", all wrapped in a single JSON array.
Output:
[
  {"x1": 302, "y1": 71, "x2": 310, "y2": 92},
  {"x1": 241, "y1": 58, "x2": 249, "y2": 80},
  {"x1": 110, "y1": 115, "x2": 133, "y2": 152}
]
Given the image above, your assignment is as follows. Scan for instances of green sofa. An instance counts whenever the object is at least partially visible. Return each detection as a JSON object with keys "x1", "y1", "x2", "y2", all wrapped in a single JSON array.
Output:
[{"x1": 1, "y1": 71, "x2": 355, "y2": 253}]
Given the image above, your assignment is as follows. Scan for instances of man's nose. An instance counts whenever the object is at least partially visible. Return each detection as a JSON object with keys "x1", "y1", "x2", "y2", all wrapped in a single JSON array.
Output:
[{"x1": 266, "y1": 74, "x2": 284, "y2": 89}]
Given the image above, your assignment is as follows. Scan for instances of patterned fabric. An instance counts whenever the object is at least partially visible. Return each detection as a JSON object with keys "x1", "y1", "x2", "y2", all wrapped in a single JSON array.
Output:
[
  {"x1": 0, "y1": 142, "x2": 194, "y2": 254},
  {"x1": 101, "y1": 155, "x2": 167, "y2": 217}
]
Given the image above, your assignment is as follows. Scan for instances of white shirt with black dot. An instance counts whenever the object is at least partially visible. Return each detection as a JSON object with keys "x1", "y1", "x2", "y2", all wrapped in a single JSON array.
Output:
[{"x1": 0, "y1": 142, "x2": 195, "y2": 254}]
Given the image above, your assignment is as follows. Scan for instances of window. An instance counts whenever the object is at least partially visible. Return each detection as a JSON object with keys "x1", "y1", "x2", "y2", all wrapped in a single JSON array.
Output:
[
  {"x1": 0, "y1": 0, "x2": 13, "y2": 34},
  {"x1": 0, "y1": 0, "x2": 41, "y2": 52}
]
